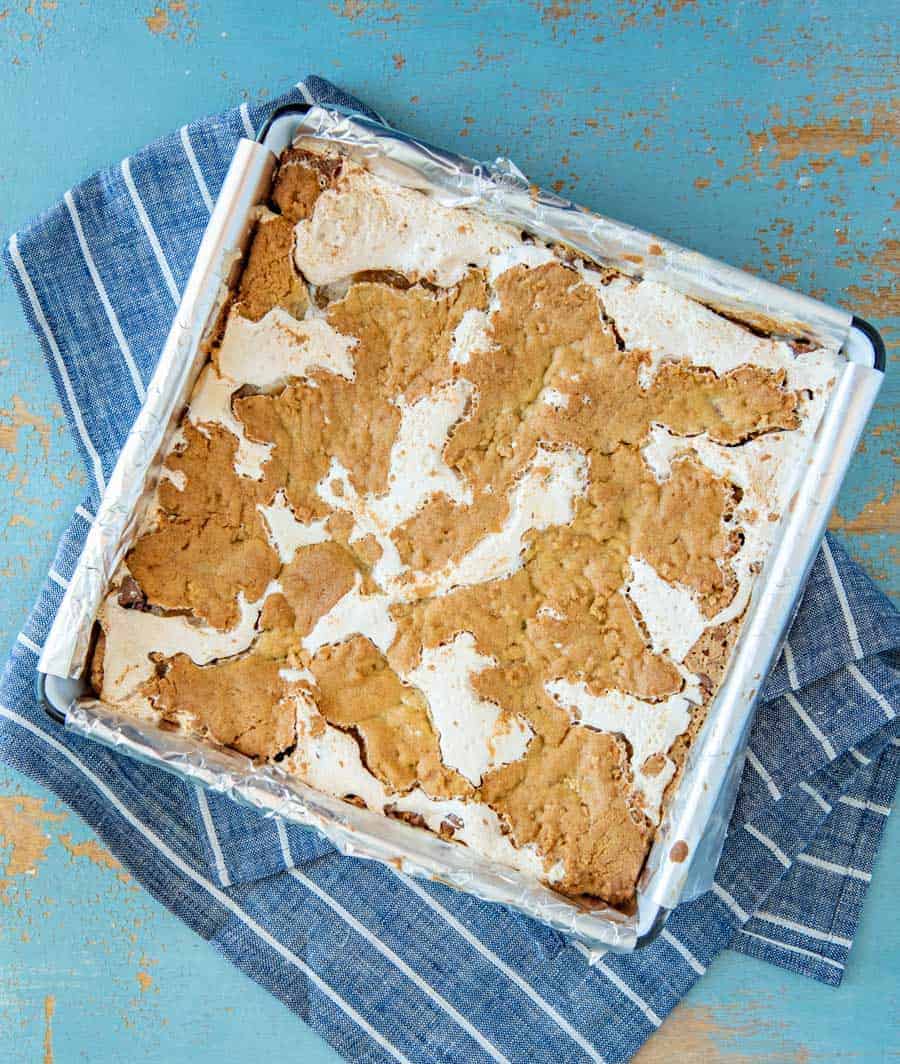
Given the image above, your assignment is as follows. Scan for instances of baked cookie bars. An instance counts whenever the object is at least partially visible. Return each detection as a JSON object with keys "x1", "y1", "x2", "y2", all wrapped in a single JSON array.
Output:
[{"x1": 89, "y1": 139, "x2": 840, "y2": 907}]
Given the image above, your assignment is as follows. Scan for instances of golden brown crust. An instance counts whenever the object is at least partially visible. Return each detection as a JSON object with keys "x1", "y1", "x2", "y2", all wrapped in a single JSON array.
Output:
[
  {"x1": 271, "y1": 146, "x2": 343, "y2": 222},
  {"x1": 684, "y1": 620, "x2": 742, "y2": 688},
  {"x1": 393, "y1": 263, "x2": 795, "y2": 593},
  {"x1": 126, "y1": 424, "x2": 279, "y2": 630},
  {"x1": 308, "y1": 637, "x2": 472, "y2": 798},
  {"x1": 148, "y1": 651, "x2": 297, "y2": 761},
  {"x1": 234, "y1": 214, "x2": 309, "y2": 322},
  {"x1": 99, "y1": 145, "x2": 812, "y2": 907},
  {"x1": 480, "y1": 728, "x2": 651, "y2": 903},
  {"x1": 232, "y1": 275, "x2": 484, "y2": 526},
  {"x1": 279, "y1": 542, "x2": 360, "y2": 637}
]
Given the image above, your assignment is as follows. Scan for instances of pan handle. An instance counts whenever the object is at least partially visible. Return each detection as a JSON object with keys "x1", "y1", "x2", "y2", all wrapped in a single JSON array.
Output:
[
  {"x1": 851, "y1": 316, "x2": 886, "y2": 372},
  {"x1": 255, "y1": 101, "x2": 313, "y2": 145},
  {"x1": 35, "y1": 671, "x2": 67, "y2": 725}
]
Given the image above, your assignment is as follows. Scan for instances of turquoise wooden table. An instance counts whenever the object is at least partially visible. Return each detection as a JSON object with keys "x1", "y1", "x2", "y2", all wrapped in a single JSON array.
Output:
[{"x1": 0, "y1": 2, "x2": 896, "y2": 1061}]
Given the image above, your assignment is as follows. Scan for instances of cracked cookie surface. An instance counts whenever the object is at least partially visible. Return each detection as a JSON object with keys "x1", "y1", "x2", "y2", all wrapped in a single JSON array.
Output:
[{"x1": 91, "y1": 139, "x2": 841, "y2": 907}]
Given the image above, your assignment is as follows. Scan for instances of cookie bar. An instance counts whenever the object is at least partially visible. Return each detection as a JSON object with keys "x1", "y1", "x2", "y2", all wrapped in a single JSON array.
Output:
[{"x1": 89, "y1": 140, "x2": 840, "y2": 906}]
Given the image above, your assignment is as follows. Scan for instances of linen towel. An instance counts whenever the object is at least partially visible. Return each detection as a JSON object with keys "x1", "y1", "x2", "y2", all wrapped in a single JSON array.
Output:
[{"x1": 2, "y1": 76, "x2": 898, "y2": 1063}]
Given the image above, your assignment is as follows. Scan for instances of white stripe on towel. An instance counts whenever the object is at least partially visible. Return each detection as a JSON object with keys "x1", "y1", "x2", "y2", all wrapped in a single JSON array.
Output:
[
  {"x1": 660, "y1": 929, "x2": 706, "y2": 975},
  {"x1": 744, "y1": 824, "x2": 791, "y2": 868},
  {"x1": 16, "y1": 632, "x2": 42, "y2": 655},
  {"x1": 48, "y1": 569, "x2": 70, "y2": 590},
  {"x1": 194, "y1": 784, "x2": 231, "y2": 887},
  {"x1": 0, "y1": 703, "x2": 411, "y2": 1064},
  {"x1": 594, "y1": 960, "x2": 661, "y2": 1028},
  {"x1": 296, "y1": 80, "x2": 316, "y2": 104},
  {"x1": 239, "y1": 101, "x2": 255, "y2": 138},
  {"x1": 796, "y1": 853, "x2": 871, "y2": 882},
  {"x1": 782, "y1": 638, "x2": 800, "y2": 689},
  {"x1": 121, "y1": 157, "x2": 181, "y2": 304},
  {"x1": 753, "y1": 911, "x2": 853, "y2": 949},
  {"x1": 712, "y1": 882, "x2": 749, "y2": 923},
  {"x1": 275, "y1": 816, "x2": 294, "y2": 867},
  {"x1": 821, "y1": 537, "x2": 863, "y2": 658},
  {"x1": 180, "y1": 125, "x2": 214, "y2": 212},
  {"x1": 799, "y1": 781, "x2": 832, "y2": 814},
  {"x1": 846, "y1": 662, "x2": 896, "y2": 720},
  {"x1": 745, "y1": 749, "x2": 781, "y2": 800},
  {"x1": 288, "y1": 866, "x2": 510, "y2": 1064},
  {"x1": 395, "y1": 872, "x2": 606, "y2": 1063},
  {"x1": 63, "y1": 190, "x2": 146, "y2": 401},
  {"x1": 785, "y1": 692, "x2": 837, "y2": 760},
  {"x1": 739, "y1": 929, "x2": 845, "y2": 971},
  {"x1": 8, "y1": 235, "x2": 106, "y2": 491},
  {"x1": 839, "y1": 796, "x2": 890, "y2": 816}
]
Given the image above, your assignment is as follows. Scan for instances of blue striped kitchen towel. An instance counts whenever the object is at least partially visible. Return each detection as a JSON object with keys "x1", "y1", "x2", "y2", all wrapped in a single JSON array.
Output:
[{"x1": 2, "y1": 76, "x2": 899, "y2": 1064}]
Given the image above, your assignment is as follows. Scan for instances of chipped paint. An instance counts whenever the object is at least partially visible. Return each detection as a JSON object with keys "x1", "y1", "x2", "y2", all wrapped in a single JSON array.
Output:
[
  {"x1": 751, "y1": 106, "x2": 897, "y2": 169},
  {"x1": 534, "y1": 0, "x2": 580, "y2": 21},
  {"x1": 830, "y1": 486, "x2": 900, "y2": 536},
  {"x1": 136, "y1": 970, "x2": 153, "y2": 993},
  {"x1": 0, "y1": 796, "x2": 66, "y2": 901},
  {"x1": 144, "y1": 1, "x2": 198, "y2": 42},
  {"x1": 845, "y1": 236, "x2": 899, "y2": 319},
  {"x1": 330, "y1": 0, "x2": 399, "y2": 20},
  {"x1": 457, "y1": 44, "x2": 507, "y2": 73},
  {"x1": 144, "y1": 6, "x2": 168, "y2": 34},
  {"x1": 0, "y1": 0, "x2": 55, "y2": 57},
  {"x1": 58, "y1": 832, "x2": 122, "y2": 874},
  {"x1": 636, "y1": 1001, "x2": 812, "y2": 1063},
  {"x1": 43, "y1": 995, "x2": 54, "y2": 1064},
  {"x1": 0, "y1": 394, "x2": 51, "y2": 456}
]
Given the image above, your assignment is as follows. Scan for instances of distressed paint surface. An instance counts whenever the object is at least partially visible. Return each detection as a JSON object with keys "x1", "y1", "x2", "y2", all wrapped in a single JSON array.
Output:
[{"x1": 0, "y1": 1, "x2": 895, "y2": 1061}]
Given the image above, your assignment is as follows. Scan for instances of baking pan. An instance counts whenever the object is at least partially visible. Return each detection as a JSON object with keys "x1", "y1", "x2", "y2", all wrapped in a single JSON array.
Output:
[{"x1": 37, "y1": 102, "x2": 885, "y2": 953}]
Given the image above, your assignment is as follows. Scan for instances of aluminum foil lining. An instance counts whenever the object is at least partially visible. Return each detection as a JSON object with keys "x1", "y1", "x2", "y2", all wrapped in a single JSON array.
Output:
[
  {"x1": 38, "y1": 104, "x2": 879, "y2": 953},
  {"x1": 67, "y1": 700, "x2": 637, "y2": 952},
  {"x1": 293, "y1": 106, "x2": 851, "y2": 352},
  {"x1": 40, "y1": 139, "x2": 276, "y2": 680}
]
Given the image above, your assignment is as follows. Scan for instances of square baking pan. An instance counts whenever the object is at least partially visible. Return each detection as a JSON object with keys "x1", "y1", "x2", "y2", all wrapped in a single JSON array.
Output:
[{"x1": 37, "y1": 102, "x2": 886, "y2": 953}]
